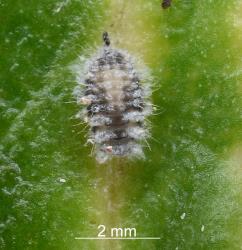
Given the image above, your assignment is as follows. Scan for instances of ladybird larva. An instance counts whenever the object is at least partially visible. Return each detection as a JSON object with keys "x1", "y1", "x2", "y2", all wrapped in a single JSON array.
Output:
[{"x1": 74, "y1": 32, "x2": 152, "y2": 163}]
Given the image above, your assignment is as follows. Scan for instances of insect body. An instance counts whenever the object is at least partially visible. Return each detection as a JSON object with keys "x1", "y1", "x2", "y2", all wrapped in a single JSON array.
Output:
[{"x1": 75, "y1": 32, "x2": 152, "y2": 163}]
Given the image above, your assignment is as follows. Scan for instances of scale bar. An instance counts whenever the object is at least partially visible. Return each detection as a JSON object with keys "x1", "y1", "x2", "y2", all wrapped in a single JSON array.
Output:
[{"x1": 75, "y1": 237, "x2": 160, "y2": 240}]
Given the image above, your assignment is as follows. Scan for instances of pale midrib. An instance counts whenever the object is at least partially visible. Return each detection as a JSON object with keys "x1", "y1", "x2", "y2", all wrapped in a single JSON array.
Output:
[{"x1": 92, "y1": 1, "x2": 168, "y2": 250}]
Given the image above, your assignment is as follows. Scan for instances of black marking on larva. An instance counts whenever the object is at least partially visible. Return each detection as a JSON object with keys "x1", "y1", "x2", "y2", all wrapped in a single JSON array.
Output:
[
  {"x1": 75, "y1": 32, "x2": 152, "y2": 163},
  {"x1": 97, "y1": 58, "x2": 106, "y2": 67},
  {"x1": 124, "y1": 106, "x2": 144, "y2": 114},
  {"x1": 115, "y1": 53, "x2": 124, "y2": 64}
]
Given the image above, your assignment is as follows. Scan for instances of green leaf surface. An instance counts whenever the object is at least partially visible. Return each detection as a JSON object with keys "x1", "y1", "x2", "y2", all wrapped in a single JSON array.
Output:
[{"x1": 1, "y1": 0, "x2": 242, "y2": 249}]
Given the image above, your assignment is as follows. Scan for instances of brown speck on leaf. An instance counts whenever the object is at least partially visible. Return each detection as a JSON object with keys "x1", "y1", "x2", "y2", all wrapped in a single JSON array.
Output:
[{"x1": 162, "y1": 0, "x2": 172, "y2": 9}]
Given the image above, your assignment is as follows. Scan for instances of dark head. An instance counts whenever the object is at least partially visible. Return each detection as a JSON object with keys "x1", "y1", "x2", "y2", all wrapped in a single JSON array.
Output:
[{"x1": 103, "y1": 32, "x2": 110, "y2": 46}]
